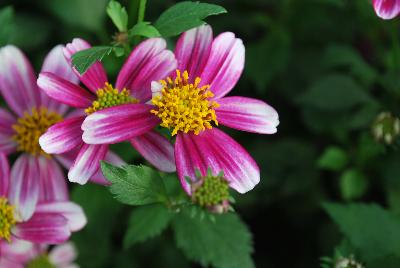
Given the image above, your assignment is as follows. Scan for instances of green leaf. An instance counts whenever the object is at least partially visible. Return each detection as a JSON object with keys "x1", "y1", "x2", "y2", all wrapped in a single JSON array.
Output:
[
  {"x1": 154, "y1": 1, "x2": 227, "y2": 37},
  {"x1": 172, "y1": 209, "x2": 254, "y2": 268},
  {"x1": 0, "y1": 6, "x2": 14, "y2": 46},
  {"x1": 299, "y1": 74, "x2": 373, "y2": 111},
  {"x1": 324, "y1": 203, "x2": 400, "y2": 264},
  {"x1": 124, "y1": 204, "x2": 173, "y2": 248},
  {"x1": 318, "y1": 146, "x2": 348, "y2": 171},
  {"x1": 107, "y1": 0, "x2": 128, "y2": 32},
  {"x1": 71, "y1": 46, "x2": 113, "y2": 75},
  {"x1": 129, "y1": 22, "x2": 161, "y2": 38},
  {"x1": 339, "y1": 169, "x2": 368, "y2": 201},
  {"x1": 101, "y1": 162, "x2": 168, "y2": 206}
]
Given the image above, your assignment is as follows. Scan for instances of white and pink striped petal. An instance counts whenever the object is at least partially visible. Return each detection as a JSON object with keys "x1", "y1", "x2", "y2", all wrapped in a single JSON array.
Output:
[
  {"x1": 0, "y1": 153, "x2": 10, "y2": 197},
  {"x1": 49, "y1": 242, "x2": 78, "y2": 267},
  {"x1": 37, "y1": 156, "x2": 69, "y2": 202},
  {"x1": 373, "y1": 0, "x2": 400, "y2": 19}
]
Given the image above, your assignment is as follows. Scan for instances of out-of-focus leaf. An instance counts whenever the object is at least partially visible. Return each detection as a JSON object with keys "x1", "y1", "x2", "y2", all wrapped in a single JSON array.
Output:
[
  {"x1": 324, "y1": 203, "x2": 400, "y2": 264},
  {"x1": 71, "y1": 46, "x2": 113, "y2": 74},
  {"x1": 318, "y1": 146, "x2": 348, "y2": 171},
  {"x1": 107, "y1": 0, "x2": 128, "y2": 32},
  {"x1": 0, "y1": 6, "x2": 14, "y2": 46},
  {"x1": 124, "y1": 204, "x2": 173, "y2": 248},
  {"x1": 129, "y1": 22, "x2": 161, "y2": 38},
  {"x1": 246, "y1": 28, "x2": 291, "y2": 93},
  {"x1": 322, "y1": 45, "x2": 377, "y2": 86},
  {"x1": 172, "y1": 209, "x2": 254, "y2": 268},
  {"x1": 299, "y1": 74, "x2": 373, "y2": 111},
  {"x1": 101, "y1": 162, "x2": 168, "y2": 206},
  {"x1": 339, "y1": 169, "x2": 368, "y2": 200},
  {"x1": 154, "y1": 1, "x2": 227, "y2": 37}
]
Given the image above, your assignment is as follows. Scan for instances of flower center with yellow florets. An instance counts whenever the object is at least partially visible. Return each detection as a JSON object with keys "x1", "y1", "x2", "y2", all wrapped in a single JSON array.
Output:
[
  {"x1": 191, "y1": 171, "x2": 230, "y2": 213},
  {"x1": 0, "y1": 197, "x2": 16, "y2": 242},
  {"x1": 85, "y1": 83, "x2": 139, "y2": 115},
  {"x1": 151, "y1": 70, "x2": 219, "y2": 136},
  {"x1": 13, "y1": 107, "x2": 62, "y2": 156}
]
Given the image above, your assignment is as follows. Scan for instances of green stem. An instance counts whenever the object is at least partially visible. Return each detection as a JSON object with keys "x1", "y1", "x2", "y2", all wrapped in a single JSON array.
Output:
[{"x1": 137, "y1": 0, "x2": 147, "y2": 23}]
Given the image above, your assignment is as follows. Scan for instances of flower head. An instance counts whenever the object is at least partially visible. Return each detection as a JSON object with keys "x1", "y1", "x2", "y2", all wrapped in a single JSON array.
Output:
[
  {"x1": 373, "y1": 0, "x2": 400, "y2": 19},
  {"x1": 38, "y1": 38, "x2": 178, "y2": 184}
]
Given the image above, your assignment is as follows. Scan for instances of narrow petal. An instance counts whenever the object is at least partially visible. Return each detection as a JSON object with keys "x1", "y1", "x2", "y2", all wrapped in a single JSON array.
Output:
[
  {"x1": 0, "y1": 153, "x2": 10, "y2": 197},
  {"x1": 0, "y1": 258, "x2": 24, "y2": 268},
  {"x1": 49, "y1": 242, "x2": 77, "y2": 266},
  {"x1": 0, "y1": 108, "x2": 16, "y2": 135},
  {"x1": 216, "y1": 96, "x2": 279, "y2": 134},
  {"x1": 8, "y1": 154, "x2": 40, "y2": 221},
  {"x1": 175, "y1": 25, "x2": 213, "y2": 81},
  {"x1": 13, "y1": 212, "x2": 70, "y2": 244},
  {"x1": 68, "y1": 144, "x2": 108, "y2": 184},
  {"x1": 175, "y1": 128, "x2": 260, "y2": 194},
  {"x1": 82, "y1": 104, "x2": 159, "y2": 144},
  {"x1": 64, "y1": 38, "x2": 108, "y2": 93},
  {"x1": 373, "y1": 0, "x2": 400, "y2": 19},
  {"x1": 35, "y1": 202, "x2": 87, "y2": 232},
  {"x1": 0, "y1": 46, "x2": 40, "y2": 117},
  {"x1": 39, "y1": 116, "x2": 84, "y2": 154},
  {"x1": 37, "y1": 156, "x2": 69, "y2": 202},
  {"x1": 38, "y1": 73, "x2": 95, "y2": 108},
  {"x1": 199, "y1": 32, "x2": 245, "y2": 99},
  {"x1": 0, "y1": 237, "x2": 38, "y2": 263},
  {"x1": 90, "y1": 150, "x2": 125, "y2": 185},
  {"x1": 130, "y1": 130, "x2": 176, "y2": 172},
  {"x1": 116, "y1": 38, "x2": 176, "y2": 102},
  {"x1": 0, "y1": 136, "x2": 16, "y2": 155}
]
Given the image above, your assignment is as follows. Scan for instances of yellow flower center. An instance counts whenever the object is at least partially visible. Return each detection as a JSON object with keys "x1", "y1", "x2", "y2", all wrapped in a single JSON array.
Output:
[
  {"x1": 12, "y1": 107, "x2": 62, "y2": 156},
  {"x1": 151, "y1": 70, "x2": 219, "y2": 136},
  {"x1": 85, "y1": 83, "x2": 139, "y2": 115},
  {"x1": 0, "y1": 197, "x2": 16, "y2": 242}
]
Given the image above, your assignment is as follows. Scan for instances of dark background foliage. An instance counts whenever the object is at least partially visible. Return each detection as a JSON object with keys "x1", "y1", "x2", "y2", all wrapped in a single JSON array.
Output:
[{"x1": 1, "y1": 0, "x2": 400, "y2": 267}]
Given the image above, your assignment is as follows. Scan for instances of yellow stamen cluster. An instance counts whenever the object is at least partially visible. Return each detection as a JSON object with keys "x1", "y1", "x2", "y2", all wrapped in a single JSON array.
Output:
[
  {"x1": 13, "y1": 107, "x2": 62, "y2": 156},
  {"x1": 0, "y1": 197, "x2": 16, "y2": 242},
  {"x1": 151, "y1": 70, "x2": 219, "y2": 136},
  {"x1": 85, "y1": 83, "x2": 138, "y2": 114}
]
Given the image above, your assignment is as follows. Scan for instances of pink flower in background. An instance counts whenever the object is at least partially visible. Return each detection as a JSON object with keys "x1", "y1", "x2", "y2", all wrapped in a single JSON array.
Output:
[
  {"x1": 0, "y1": 154, "x2": 86, "y2": 246},
  {"x1": 0, "y1": 45, "x2": 81, "y2": 209},
  {"x1": 38, "y1": 38, "x2": 177, "y2": 184},
  {"x1": 373, "y1": 0, "x2": 400, "y2": 19},
  {"x1": 0, "y1": 240, "x2": 78, "y2": 268},
  {"x1": 82, "y1": 25, "x2": 279, "y2": 194}
]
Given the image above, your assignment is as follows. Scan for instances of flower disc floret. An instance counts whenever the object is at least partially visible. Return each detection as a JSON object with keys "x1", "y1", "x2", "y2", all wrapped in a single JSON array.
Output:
[
  {"x1": 151, "y1": 70, "x2": 219, "y2": 136},
  {"x1": 192, "y1": 173, "x2": 229, "y2": 208},
  {"x1": 85, "y1": 83, "x2": 138, "y2": 114},
  {"x1": 12, "y1": 107, "x2": 62, "y2": 156},
  {"x1": 0, "y1": 197, "x2": 16, "y2": 242}
]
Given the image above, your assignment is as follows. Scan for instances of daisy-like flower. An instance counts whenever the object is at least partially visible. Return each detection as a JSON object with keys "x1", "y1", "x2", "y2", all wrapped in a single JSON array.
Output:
[
  {"x1": 82, "y1": 25, "x2": 279, "y2": 194},
  {"x1": 0, "y1": 45, "x2": 86, "y2": 214},
  {"x1": 38, "y1": 38, "x2": 177, "y2": 184},
  {"x1": 373, "y1": 0, "x2": 400, "y2": 19},
  {"x1": 0, "y1": 240, "x2": 79, "y2": 268},
  {"x1": 0, "y1": 154, "x2": 86, "y2": 247}
]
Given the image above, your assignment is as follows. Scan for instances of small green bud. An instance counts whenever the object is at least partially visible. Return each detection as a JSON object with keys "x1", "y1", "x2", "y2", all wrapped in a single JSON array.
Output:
[
  {"x1": 335, "y1": 256, "x2": 364, "y2": 268},
  {"x1": 372, "y1": 112, "x2": 400, "y2": 144}
]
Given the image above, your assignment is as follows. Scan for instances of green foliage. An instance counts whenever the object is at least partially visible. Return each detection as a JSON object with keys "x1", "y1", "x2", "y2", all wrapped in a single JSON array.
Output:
[
  {"x1": 324, "y1": 203, "x2": 400, "y2": 265},
  {"x1": 71, "y1": 46, "x2": 113, "y2": 74},
  {"x1": 172, "y1": 208, "x2": 254, "y2": 268},
  {"x1": 339, "y1": 169, "x2": 368, "y2": 200},
  {"x1": 129, "y1": 22, "x2": 161, "y2": 38},
  {"x1": 107, "y1": 0, "x2": 128, "y2": 32},
  {"x1": 101, "y1": 162, "x2": 169, "y2": 206},
  {"x1": 0, "y1": 6, "x2": 14, "y2": 46},
  {"x1": 154, "y1": 1, "x2": 227, "y2": 37},
  {"x1": 124, "y1": 204, "x2": 173, "y2": 248},
  {"x1": 318, "y1": 146, "x2": 348, "y2": 171}
]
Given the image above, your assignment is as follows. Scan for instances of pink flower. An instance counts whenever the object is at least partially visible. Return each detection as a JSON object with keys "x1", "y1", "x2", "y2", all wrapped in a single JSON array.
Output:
[
  {"x1": 373, "y1": 0, "x2": 400, "y2": 19},
  {"x1": 0, "y1": 154, "x2": 86, "y2": 246},
  {"x1": 0, "y1": 45, "x2": 86, "y2": 210},
  {"x1": 0, "y1": 240, "x2": 78, "y2": 268},
  {"x1": 38, "y1": 38, "x2": 177, "y2": 184},
  {"x1": 82, "y1": 25, "x2": 279, "y2": 194}
]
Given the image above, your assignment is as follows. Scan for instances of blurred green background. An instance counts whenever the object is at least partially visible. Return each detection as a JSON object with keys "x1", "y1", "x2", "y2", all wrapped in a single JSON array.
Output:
[{"x1": 1, "y1": 0, "x2": 400, "y2": 267}]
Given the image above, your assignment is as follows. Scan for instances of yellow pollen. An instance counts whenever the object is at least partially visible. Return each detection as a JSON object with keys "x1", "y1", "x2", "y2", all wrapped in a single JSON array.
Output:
[
  {"x1": 12, "y1": 107, "x2": 62, "y2": 156},
  {"x1": 0, "y1": 197, "x2": 16, "y2": 242},
  {"x1": 151, "y1": 70, "x2": 219, "y2": 136},
  {"x1": 85, "y1": 83, "x2": 139, "y2": 114}
]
